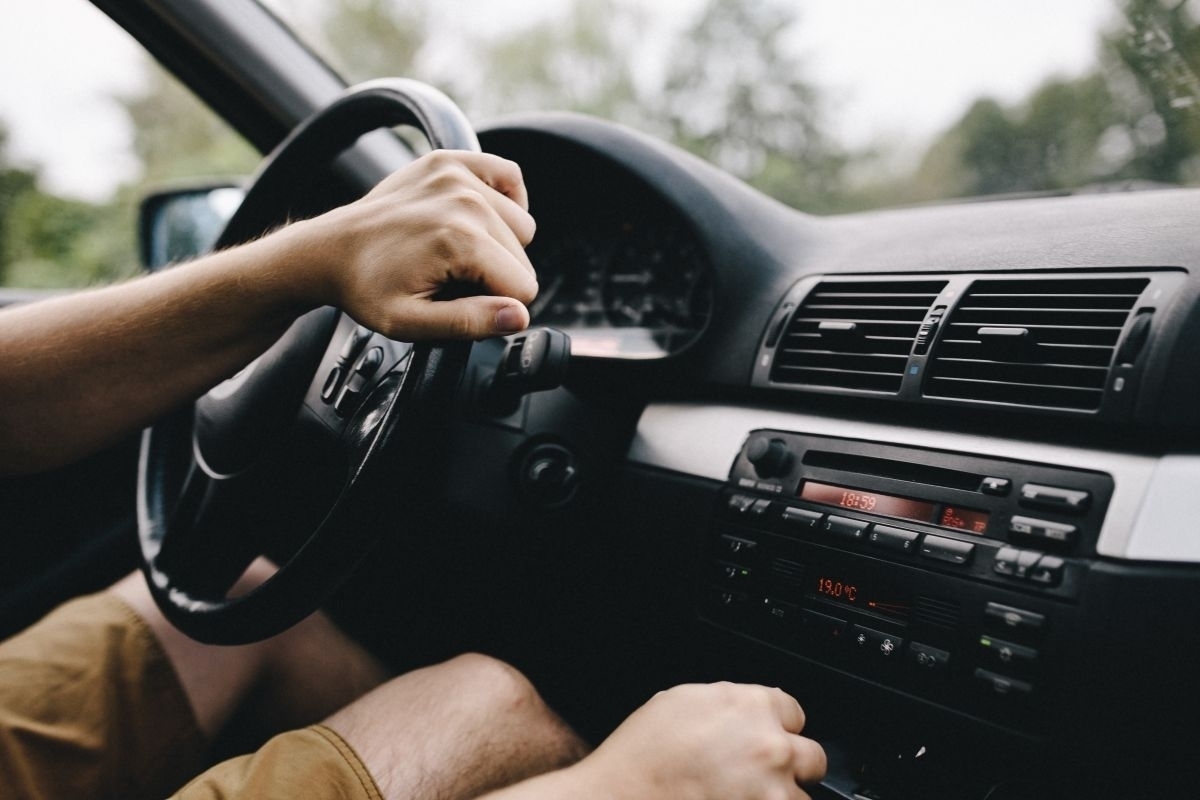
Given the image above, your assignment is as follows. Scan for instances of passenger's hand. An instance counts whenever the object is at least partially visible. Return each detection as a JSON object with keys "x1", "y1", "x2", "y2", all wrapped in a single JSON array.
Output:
[
  {"x1": 295, "y1": 150, "x2": 538, "y2": 340},
  {"x1": 573, "y1": 682, "x2": 826, "y2": 800}
]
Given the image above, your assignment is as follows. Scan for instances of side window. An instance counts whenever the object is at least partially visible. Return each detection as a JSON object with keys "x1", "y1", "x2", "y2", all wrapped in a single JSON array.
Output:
[{"x1": 0, "y1": 0, "x2": 257, "y2": 290}]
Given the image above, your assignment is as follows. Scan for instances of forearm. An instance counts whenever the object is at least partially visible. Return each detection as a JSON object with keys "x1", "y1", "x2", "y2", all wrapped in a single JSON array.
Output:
[
  {"x1": 0, "y1": 222, "x2": 324, "y2": 475},
  {"x1": 0, "y1": 151, "x2": 539, "y2": 476}
]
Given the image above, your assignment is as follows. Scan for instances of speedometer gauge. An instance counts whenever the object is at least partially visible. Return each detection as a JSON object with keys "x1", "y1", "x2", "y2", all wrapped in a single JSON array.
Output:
[{"x1": 527, "y1": 214, "x2": 712, "y2": 359}]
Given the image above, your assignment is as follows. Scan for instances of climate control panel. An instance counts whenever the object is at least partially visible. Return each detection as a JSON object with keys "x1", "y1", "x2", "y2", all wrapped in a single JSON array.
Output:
[{"x1": 700, "y1": 430, "x2": 1113, "y2": 732}]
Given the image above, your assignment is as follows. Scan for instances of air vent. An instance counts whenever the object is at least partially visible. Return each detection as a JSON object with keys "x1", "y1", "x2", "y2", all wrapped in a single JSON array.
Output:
[
  {"x1": 913, "y1": 595, "x2": 960, "y2": 628},
  {"x1": 925, "y1": 277, "x2": 1149, "y2": 411},
  {"x1": 770, "y1": 280, "x2": 948, "y2": 393}
]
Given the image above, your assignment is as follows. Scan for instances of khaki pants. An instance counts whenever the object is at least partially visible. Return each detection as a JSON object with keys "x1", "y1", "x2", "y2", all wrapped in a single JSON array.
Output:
[{"x1": 0, "y1": 593, "x2": 380, "y2": 799}]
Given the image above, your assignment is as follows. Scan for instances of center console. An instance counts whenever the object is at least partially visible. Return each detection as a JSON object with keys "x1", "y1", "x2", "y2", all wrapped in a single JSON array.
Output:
[{"x1": 702, "y1": 429, "x2": 1113, "y2": 734}]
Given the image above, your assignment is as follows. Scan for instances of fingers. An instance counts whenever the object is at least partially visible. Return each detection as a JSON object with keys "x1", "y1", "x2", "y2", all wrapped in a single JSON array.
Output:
[
  {"x1": 766, "y1": 686, "x2": 806, "y2": 734},
  {"x1": 765, "y1": 687, "x2": 825, "y2": 788},
  {"x1": 791, "y1": 735, "x2": 827, "y2": 785},
  {"x1": 415, "y1": 151, "x2": 538, "y2": 302},
  {"x1": 449, "y1": 150, "x2": 530, "y2": 211},
  {"x1": 389, "y1": 294, "x2": 530, "y2": 341}
]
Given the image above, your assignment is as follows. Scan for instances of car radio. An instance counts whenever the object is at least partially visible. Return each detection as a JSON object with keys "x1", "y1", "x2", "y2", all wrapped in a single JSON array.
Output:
[{"x1": 702, "y1": 429, "x2": 1113, "y2": 732}]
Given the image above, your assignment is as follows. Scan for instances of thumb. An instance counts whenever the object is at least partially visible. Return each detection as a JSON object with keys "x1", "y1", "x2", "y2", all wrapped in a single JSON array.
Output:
[{"x1": 388, "y1": 295, "x2": 530, "y2": 341}]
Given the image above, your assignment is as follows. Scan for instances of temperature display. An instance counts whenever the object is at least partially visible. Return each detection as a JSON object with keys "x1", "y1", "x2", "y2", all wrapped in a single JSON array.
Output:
[
  {"x1": 816, "y1": 576, "x2": 859, "y2": 603},
  {"x1": 812, "y1": 574, "x2": 911, "y2": 622},
  {"x1": 800, "y1": 481, "x2": 937, "y2": 524}
]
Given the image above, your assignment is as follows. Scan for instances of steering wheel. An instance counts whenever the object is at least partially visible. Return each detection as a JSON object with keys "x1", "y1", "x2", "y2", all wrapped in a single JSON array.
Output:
[{"x1": 138, "y1": 79, "x2": 479, "y2": 645}]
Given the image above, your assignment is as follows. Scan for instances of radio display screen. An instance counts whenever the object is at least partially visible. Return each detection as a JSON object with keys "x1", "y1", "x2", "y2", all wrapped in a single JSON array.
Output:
[
  {"x1": 800, "y1": 480, "x2": 936, "y2": 523},
  {"x1": 799, "y1": 480, "x2": 990, "y2": 534},
  {"x1": 938, "y1": 505, "x2": 990, "y2": 534}
]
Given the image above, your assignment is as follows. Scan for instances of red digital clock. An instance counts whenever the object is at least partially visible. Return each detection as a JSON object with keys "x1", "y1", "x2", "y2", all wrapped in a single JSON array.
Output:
[{"x1": 799, "y1": 480, "x2": 936, "y2": 523}]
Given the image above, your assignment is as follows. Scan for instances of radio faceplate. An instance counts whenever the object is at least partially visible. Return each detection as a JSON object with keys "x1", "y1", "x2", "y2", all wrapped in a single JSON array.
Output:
[{"x1": 702, "y1": 430, "x2": 1113, "y2": 733}]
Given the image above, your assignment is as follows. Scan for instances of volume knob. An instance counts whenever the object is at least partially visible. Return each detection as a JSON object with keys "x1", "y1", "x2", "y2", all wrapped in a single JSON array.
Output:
[{"x1": 746, "y1": 437, "x2": 793, "y2": 478}]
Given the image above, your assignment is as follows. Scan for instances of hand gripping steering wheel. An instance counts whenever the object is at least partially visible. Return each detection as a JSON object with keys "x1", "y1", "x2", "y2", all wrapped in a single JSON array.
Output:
[{"x1": 138, "y1": 79, "x2": 478, "y2": 644}]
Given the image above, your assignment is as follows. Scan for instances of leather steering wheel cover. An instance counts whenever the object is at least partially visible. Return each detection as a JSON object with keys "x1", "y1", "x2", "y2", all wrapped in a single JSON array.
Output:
[{"x1": 138, "y1": 79, "x2": 477, "y2": 644}]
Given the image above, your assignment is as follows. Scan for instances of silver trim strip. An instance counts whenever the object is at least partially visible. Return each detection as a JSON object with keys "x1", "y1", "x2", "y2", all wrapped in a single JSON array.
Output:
[{"x1": 628, "y1": 403, "x2": 1199, "y2": 563}]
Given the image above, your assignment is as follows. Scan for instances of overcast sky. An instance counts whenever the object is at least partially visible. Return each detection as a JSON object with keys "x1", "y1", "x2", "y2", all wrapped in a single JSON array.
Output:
[{"x1": 0, "y1": 0, "x2": 1120, "y2": 201}]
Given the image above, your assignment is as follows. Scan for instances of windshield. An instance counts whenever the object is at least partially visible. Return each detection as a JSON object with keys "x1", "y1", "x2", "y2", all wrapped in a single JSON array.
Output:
[{"x1": 266, "y1": 0, "x2": 1200, "y2": 213}]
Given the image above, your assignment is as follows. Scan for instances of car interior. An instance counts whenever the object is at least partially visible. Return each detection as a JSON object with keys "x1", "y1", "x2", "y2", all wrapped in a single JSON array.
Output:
[{"x1": 2, "y1": 1, "x2": 1199, "y2": 798}]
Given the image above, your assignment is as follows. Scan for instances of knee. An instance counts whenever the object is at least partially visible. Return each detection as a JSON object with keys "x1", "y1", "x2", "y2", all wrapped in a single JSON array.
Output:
[{"x1": 439, "y1": 652, "x2": 544, "y2": 718}]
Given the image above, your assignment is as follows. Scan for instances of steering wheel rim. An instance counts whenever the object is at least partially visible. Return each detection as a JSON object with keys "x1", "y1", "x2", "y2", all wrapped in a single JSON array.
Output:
[{"x1": 138, "y1": 79, "x2": 478, "y2": 644}]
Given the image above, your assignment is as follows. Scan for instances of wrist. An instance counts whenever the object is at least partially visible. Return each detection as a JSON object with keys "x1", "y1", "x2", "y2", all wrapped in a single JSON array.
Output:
[{"x1": 252, "y1": 212, "x2": 346, "y2": 312}]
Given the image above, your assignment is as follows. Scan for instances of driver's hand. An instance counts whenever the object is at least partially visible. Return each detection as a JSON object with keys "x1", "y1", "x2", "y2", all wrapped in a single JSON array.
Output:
[
  {"x1": 571, "y1": 682, "x2": 826, "y2": 800},
  {"x1": 294, "y1": 150, "x2": 538, "y2": 341}
]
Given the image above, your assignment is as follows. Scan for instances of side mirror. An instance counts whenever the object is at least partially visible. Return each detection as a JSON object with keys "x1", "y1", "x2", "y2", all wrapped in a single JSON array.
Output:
[{"x1": 138, "y1": 183, "x2": 245, "y2": 271}]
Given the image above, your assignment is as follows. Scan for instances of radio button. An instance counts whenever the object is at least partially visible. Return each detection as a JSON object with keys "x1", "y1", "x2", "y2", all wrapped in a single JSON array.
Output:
[
  {"x1": 762, "y1": 597, "x2": 799, "y2": 629},
  {"x1": 1009, "y1": 516, "x2": 1078, "y2": 547},
  {"x1": 708, "y1": 587, "x2": 750, "y2": 611},
  {"x1": 919, "y1": 535, "x2": 974, "y2": 565},
  {"x1": 980, "y1": 476, "x2": 1012, "y2": 496},
  {"x1": 781, "y1": 506, "x2": 823, "y2": 529},
  {"x1": 974, "y1": 668, "x2": 1033, "y2": 698},
  {"x1": 851, "y1": 625, "x2": 904, "y2": 661},
  {"x1": 984, "y1": 602, "x2": 1045, "y2": 635},
  {"x1": 1019, "y1": 483, "x2": 1091, "y2": 514},
  {"x1": 979, "y1": 635, "x2": 1039, "y2": 668},
  {"x1": 869, "y1": 525, "x2": 921, "y2": 554},
  {"x1": 727, "y1": 494, "x2": 756, "y2": 514},
  {"x1": 719, "y1": 534, "x2": 758, "y2": 560},
  {"x1": 1029, "y1": 554, "x2": 1065, "y2": 586},
  {"x1": 748, "y1": 498, "x2": 772, "y2": 517},
  {"x1": 908, "y1": 641, "x2": 951, "y2": 673},
  {"x1": 823, "y1": 515, "x2": 869, "y2": 541},
  {"x1": 713, "y1": 561, "x2": 753, "y2": 586},
  {"x1": 993, "y1": 546, "x2": 1020, "y2": 576},
  {"x1": 1013, "y1": 548, "x2": 1042, "y2": 579}
]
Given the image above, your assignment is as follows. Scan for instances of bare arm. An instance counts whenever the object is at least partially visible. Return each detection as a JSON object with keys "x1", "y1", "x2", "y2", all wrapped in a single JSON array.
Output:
[{"x1": 0, "y1": 151, "x2": 537, "y2": 475}]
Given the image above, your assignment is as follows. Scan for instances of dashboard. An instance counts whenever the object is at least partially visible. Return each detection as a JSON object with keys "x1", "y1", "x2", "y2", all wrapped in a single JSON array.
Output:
[{"x1": 472, "y1": 113, "x2": 1200, "y2": 798}]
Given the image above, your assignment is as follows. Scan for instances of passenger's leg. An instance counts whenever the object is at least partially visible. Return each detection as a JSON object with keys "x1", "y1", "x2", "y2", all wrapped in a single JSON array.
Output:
[{"x1": 323, "y1": 652, "x2": 591, "y2": 800}]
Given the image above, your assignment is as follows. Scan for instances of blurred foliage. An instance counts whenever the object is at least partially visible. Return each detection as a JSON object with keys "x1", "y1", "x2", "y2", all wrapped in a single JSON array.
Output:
[
  {"x1": 119, "y1": 67, "x2": 258, "y2": 186},
  {"x1": 903, "y1": 0, "x2": 1200, "y2": 205},
  {"x1": 0, "y1": 124, "x2": 140, "y2": 288},
  {"x1": 660, "y1": 0, "x2": 846, "y2": 211},
  {"x1": 463, "y1": 0, "x2": 646, "y2": 125},
  {"x1": 314, "y1": 0, "x2": 426, "y2": 83},
  {"x1": 0, "y1": 61, "x2": 257, "y2": 289},
  {"x1": 3, "y1": 0, "x2": 1200, "y2": 289}
]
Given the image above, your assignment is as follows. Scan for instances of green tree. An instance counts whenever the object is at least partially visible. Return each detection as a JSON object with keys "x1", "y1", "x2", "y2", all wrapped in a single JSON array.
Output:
[
  {"x1": 0, "y1": 124, "x2": 38, "y2": 284},
  {"x1": 1108, "y1": 0, "x2": 1200, "y2": 183},
  {"x1": 118, "y1": 65, "x2": 259, "y2": 187},
  {"x1": 0, "y1": 121, "x2": 138, "y2": 289},
  {"x1": 659, "y1": 0, "x2": 846, "y2": 212},
  {"x1": 908, "y1": 0, "x2": 1200, "y2": 203},
  {"x1": 455, "y1": 0, "x2": 645, "y2": 125},
  {"x1": 308, "y1": 0, "x2": 426, "y2": 83}
]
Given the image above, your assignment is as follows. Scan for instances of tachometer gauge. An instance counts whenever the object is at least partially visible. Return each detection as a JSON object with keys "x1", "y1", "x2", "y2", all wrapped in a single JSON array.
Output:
[{"x1": 527, "y1": 236, "x2": 610, "y2": 328}]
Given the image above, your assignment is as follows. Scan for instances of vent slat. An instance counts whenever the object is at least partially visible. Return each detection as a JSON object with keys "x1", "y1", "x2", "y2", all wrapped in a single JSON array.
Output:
[
  {"x1": 770, "y1": 280, "x2": 946, "y2": 393},
  {"x1": 913, "y1": 595, "x2": 960, "y2": 628},
  {"x1": 925, "y1": 277, "x2": 1148, "y2": 411}
]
